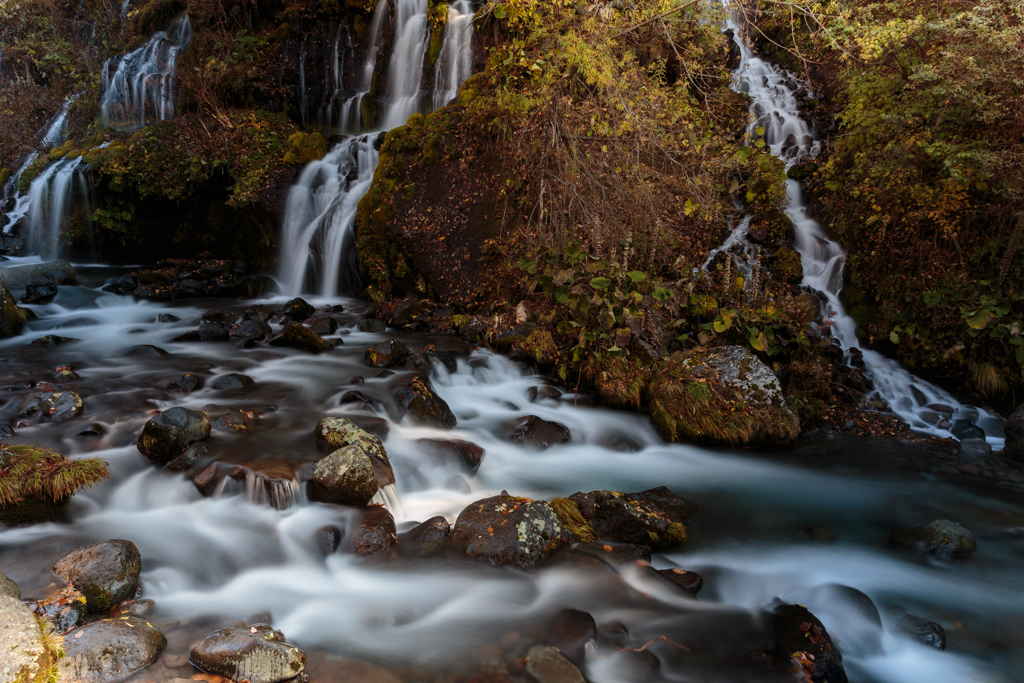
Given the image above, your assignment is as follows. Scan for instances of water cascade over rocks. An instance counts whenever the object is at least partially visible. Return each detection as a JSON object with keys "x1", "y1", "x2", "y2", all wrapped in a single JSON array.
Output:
[
  {"x1": 722, "y1": 13, "x2": 1005, "y2": 445},
  {"x1": 278, "y1": 0, "x2": 476, "y2": 296},
  {"x1": 98, "y1": 15, "x2": 193, "y2": 131}
]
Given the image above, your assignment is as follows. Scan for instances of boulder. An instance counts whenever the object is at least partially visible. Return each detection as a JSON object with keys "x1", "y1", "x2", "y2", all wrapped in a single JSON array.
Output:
[
  {"x1": 951, "y1": 419, "x2": 985, "y2": 441},
  {"x1": 315, "y1": 526, "x2": 343, "y2": 555},
  {"x1": 281, "y1": 297, "x2": 315, "y2": 321},
  {"x1": 1004, "y1": 402, "x2": 1024, "y2": 460},
  {"x1": 524, "y1": 645, "x2": 584, "y2": 683},
  {"x1": 365, "y1": 340, "x2": 409, "y2": 368},
  {"x1": 122, "y1": 344, "x2": 168, "y2": 357},
  {"x1": 30, "y1": 586, "x2": 88, "y2": 634},
  {"x1": 545, "y1": 608, "x2": 596, "y2": 667},
  {"x1": 164, "y1": 442, "x2": 208, "y2": 472},
  {"x1": 768, "y1": 602, "x2": 847, "y2": 683},
  {"x1": 52, "y1": 364, "x2": 79, "y2": 383},
  {"x1": 31, "y1": 335, "x2": 79, "y2": 346},
  {"x1": 17, "y1": 390, "x2": 83, "y2": 422},
  {"x1": 506, "y1": 415, "x2": 571, "y2": 449},
  {"x1": 232, "y1": 319, "x2": 272, "y2": 341},
  {"x1": 649, "y1": 346, "x2": 799, "y2": 447},
  {"x1": 21, "y1": 282, "x2": 57, "y2": 304},
  {"x1": 417, "y1": 438, "x2": 485, "y2": 473},
  {"x1": 567, "y1": 487, "x2": 695, "y2": 551},
  {"x1": 307, "y1": 446, "x2": 380, "y2": 506},
  {"x1": 212, "y1": 373, "x2": 256, "y2": 391},
  {"x1": 196, "y1": 321, "x2": 231, "y2": 342},
  {"x1": 0, "y1": 259, "x2": 77, "y2": 290},
  {"x1": 345, "y1": 505, "x2": 397, "y2": 558},
  {"x1": 269, "y1": 323, "x2": 332, "y2": 353},
  {"x1": 527, "y1": 386, "x2": 563, "y2": 403},
  {"x1": 397, "y1": 516, "x2": 450, "y2": 558},
  {"x1": 891, "y1": 613, "x2": 946, "y2": 650},
  {"x1": 61, "y1": 616, "x2": 166, "y2": 683},
  {"x1": 0, "y1": 569, "x2": 19, "y2": 599},
  {"x1": 890, "y1": 519, "x2": 977, "y2": 559},
  {"x1": 0, "y1": 595, "x2": 56, "y2": 683},
  {"x1": 308, "y1": 315, "x2": 338, "y2": 337},
  {"x1": 959, "y1": 438, "x2": 991, "y2": 458},
  {"x1": 51, "y1": 539, "x2": 142, "y2": 611},
  {"x1": 167, "y1": 374, "x2": 205, "y2": 394},
  {"x1": 0, "y1": 280, "x2": 27, "y2": 338},
  {"x1": 190, "y1": 623, "x2": 306, "y2": 683},
  {"x1": 244, "y1": 306, "x2": 274, "y2": 323},
  {"x1": 407, "y1": 349, "x2": 458, "y2": 375},
  {"x1": 137, "y1": 407, "x2": 211, "y2": 465},
  {"x1": 392, "y1": 374, "x2": 457, "y2": 429},
  {"x1": 103, "y1": 273, "x2": 139, "y2": 295},
  {"x1": 313, "y1": 417, "x2": 394, "y2": 486},
  {"x1": 448, "y1": 494, "x2": 571, "y2": 567}
]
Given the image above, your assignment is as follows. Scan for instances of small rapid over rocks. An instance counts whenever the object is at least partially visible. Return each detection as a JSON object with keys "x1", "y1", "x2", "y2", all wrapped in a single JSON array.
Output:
[{"x1": 722, "y1": 14, "x2": 1005, "y2": 446}]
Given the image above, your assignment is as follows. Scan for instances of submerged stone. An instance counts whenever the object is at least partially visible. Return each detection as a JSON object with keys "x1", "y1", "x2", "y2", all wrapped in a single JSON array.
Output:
[
  {"x1": 365, "y1": 339, "x2": 409, "y2": 368},
  {"x1": 768, "y1": 602, "x2": 848, "y2": 683},
  {"x1": 190, "y1": 623, "x2": 306, "y2": 683},
  {"x1": 505, "y1": 415, "x2": 571, "y2": 449},
  {"x1": 61, "y1": 616, "x2": 166, "y2": 683}
]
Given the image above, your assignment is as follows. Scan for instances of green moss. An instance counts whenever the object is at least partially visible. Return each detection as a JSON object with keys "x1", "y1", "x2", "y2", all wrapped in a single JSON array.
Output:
[
  {"x1": 17, "y1": 155, "x2": 50, "y2": 193},
  {"x1": 549, "y1": 497, "x2": 594, "y2": 542},
  {"x1": 771, "y1": 246, "x2": 803, "y2": 284}
]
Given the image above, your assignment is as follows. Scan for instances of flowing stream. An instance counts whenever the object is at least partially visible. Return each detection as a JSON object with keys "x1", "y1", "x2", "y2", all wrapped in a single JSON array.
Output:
[{"x1": 723, "y1": 18, "x2": 1005, "y2": 447}]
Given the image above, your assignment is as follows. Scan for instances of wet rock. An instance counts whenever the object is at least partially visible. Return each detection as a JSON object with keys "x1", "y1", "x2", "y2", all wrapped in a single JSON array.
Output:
[
  {"x1": 52, "y1": 364, "x2": 79, "y2": 383},
  {"x1": 31, "y1": 586, "x2": 88, "y2": 634},
  {"x1": 168, "y1": 373, "x2": 205, "y2": 394},
  {"x1": 17, "y1": 390, "x2": 83, "y2": 422},
  {"x1": 202, "y1": 309, "x2": 235, "y2": 324},
  {"x1": 158, "y1": 313, "x2": 180, "y2": 323},
  {"x1": 392, "y1": 374, "x2": 457, "y2": 429},
  {"x1": 315, "y1": 525, "x2": 343, "y2": 555},
  {"x1": 890, "y1": 519, "x2": 977, "y2": 559},
  {"x1": 313, "y1": 417, "x2": 394, "y2": 485},
  {"x1": 417, "y1": 438, "x2": 485, "y2": 473},
  {"x1": 0, "y1": 570, "x2": 19, "y2": 599},
  {"x1": 365, "y1": 339, "x2": 409, "y2": 368},
  {"x1": 397, "y1": 516, "x2": 450, "y2": 558},
  {"x1": 173, "y1": 278, "x2": 205, "y2": 299},
  {"x1": 959, "y1": 438, "x2": 991, "y2": 457},
  {"x1": 568, "y1": 487, "x2": 696, "y2": 551},
  {"x1": 137, "y1": 407, "x2": 211, "y2": 465},
  {"x1": 389, "y1": 294, "x2": 426, "y2": 328},
  {"x1": 307, "y1": 445, "x2": 380, "y2": 506},
  {"x1": 211, "y1": 409, "x2": 258, "y2": 434},
  {"x1": 597, "y1": 648, "x2": 659, "y2": 682},
  {"x1": 345, "y1": 504, "x2": 397, "y2": 558},
  {"x1": 212, "y1": 373, "x2": 256, "y2": 391},
  {"x1": 0, "y1": 280, "x2": 27, "y2": 338},
  {"x1": 190, "y1": 623, "x2": 305, "y2": 683},
  {"x1": 1004, "y1": 402, "x2": 1024, "y2": 460},
  {"x1": 768, "y1": 602, "x2": 847, "y2": 683},
  {"x1": 244, "y1": 306, "x2": 275, "y2": 323},
  {"x1": 0, "y1": 595, "x2": 52, "y2": 683},
  {"x1": 951, "y1": 419, "x2": 985, "y2": 441},
  {"x1": 164, "y1": 443, "x2": 208, "y2": 473},
  {"x1": 569, "y1": 541, "x2": 651, "y2": 565},
  {"x1": 192, "y1": 463, "x2": 222, "y2": 497},
  {"x1": 123, "y1": 344, "x2": 168, "y2": 357},
  {"x1": 546, "y1": 609, "x2": 595, "y2": 667},
  {"x1": 52, "y1": 539, "x2": 142, "y2": 612},
  {"x1": 103, "y1": 273, "x2": 139, "y2": 295},
  {"x1": 657, "y1": 568, "x2": 703, "y2": 594},
  {"x1": 60, "y1": 615, "x2": 165, "y2": 682},
  {"x1": 31, "y1": 334, "x2": 80, "y2": 346},
  {"x1": 196, "y1": 321, "x2": 231, "y2": 342},
  {"x1": 21, "y1": 282, "x2": 58, "y2": 304},
  {"x1": 0, "y1": 259, "x2": 77, "y2": 290},
  {"x1": 448, "y1": 494, "x2": 571, "y2": 567},
  {"x1": 524, "y1": 645, "x2": 584, "y2": 683},
  {"x1": 0, "y1": 423, "x2": 13, "y2": 439},
  {"x1": 281, "y1": 297, "x2": 315, "y2": 321},
  {"x1": 268, "y1": 322, "x2": 332, "y2": 353},
  {"x1": 799, "y1": 524, "x2": 838, "y2": 542},
  {"x1": 308, "y1": 315, "x2": 338, "y2": 337},
  {"x1": 506, "y1": 415, "x2": 571, "y2": 449},
  {"x1": 356, "y1": 317, "x2": 387, "y2": 333},
  {"x1": 891, "y1": 612, "x2": 946, "y2": 650},
  {"x1": 527, "y1": 386, "x2": 563, "y2": 402}
]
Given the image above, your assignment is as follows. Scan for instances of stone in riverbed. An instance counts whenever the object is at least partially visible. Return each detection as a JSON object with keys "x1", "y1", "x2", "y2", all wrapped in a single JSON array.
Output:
[
  {"x1": 51, "y1": 539, "x2": 142, "y2": 612},
  {"x1": 122, "y1": 344, "x2": 168, "y2": 357},
  {"x1": 17, "y1": 389, "x2": 83, "y2": 422},
  {"x1": 167, "y1": 373, "x2": 205, "y2": 394},
  {"x1": 0, "y1": 595, "x2": 56, "y2": 683},
  {"x1": 30, "y1": 586, "x2": 87, "y2": 634},
  {"x1": 891, "y1": 612, "x2": 946, "y2": 650},
  {"x1": 545, "y1": 608, "x2": 596, "y2": 667},
  {"x1": 397, "y1": 516, "x2": 450, "y2": 558},
  {"x1": 448, "y1": 494, "x2": 571, "y2": 567},
  {"x1": 0, "y1": 280, "x2": 27, "y2": 338},
  {"x1": 417, "y1": 438, "x2": 485, "y2": 473},
  {"x1": 315, "y1": 525, "x2": 343, "y2": 555},
  {"x1": 392, "y1": 374, "x2": 457, "y2": 429},
  {"x1": 21, "y1": 282, "x2": 58, "y2": 304},
  {"x1": 164, "y1": 442, "x2": 208, "y2": 472},
  {"x1": 345, "y1": 505, "x2": 397, "y2": 558},
  {"x1": 31, "y1": 335, "x2": 80, "y2": 346},
  {"x1": 890, "y1": 519, "x2": 977, "y2": 559},
  {"x1": 506, "y1": 415, "x2": 571, "y2": 449},
  {"x1": 281, "y1": 297, "x2": 315, "y2": 321},
  {"x1": 951, "y1": 419, "x2": 985, "y2": 441},
  {"x1": 307, "y1": 446, "x2": 380, "y2": 506},
  {"x1": 365, "y1": 339, "x2": 409, "y2": 368},
  {"x1": 959, "y1": 438, "x2": 991, "y2": 457},
  {"x1": 268, "y1": 322, "x2": 332, "y2": 353},
  {"x1": 568, "y1": 486, "x2": 696, "y2": 551},
  {"x1": 190, "y1": 623, "x2": 305, "y2": 683},
  {"x1": 657, "y1": 568, "x2": 703, "y2": 594},
  {"x1": 0, "y1": 570, "x2": 19, "y2": 599},
  {"x1": 137, "y1": 407, "x2": 211, "y2": 465},
  {"x1": 212, "y1": 373, "x2": 256, "y2": 391},
  {"x1": 314, "y1": 417, "x2": 394, "y2": 486},
  {"x1": 0, "y1": 259, "x2": 77, "y2": 290},
  {"x1": 52, "y1": 364, "x2": 79, "y2": 383},
  {"x1": 60, "y1": 616, "x2": 166, "y2": 683},
  {"x1": 524, "y1": 645, "x2": 584, "y2": 683},
  {"x1": 768, "y1": 602, "x2": 847, "y2": 683},
  {"x1": 1004, "y1": 402, "x2": 1024, "y2": 460},
  {"x1": 231, "y1": 319, "x2": 272, "y2": 341}
]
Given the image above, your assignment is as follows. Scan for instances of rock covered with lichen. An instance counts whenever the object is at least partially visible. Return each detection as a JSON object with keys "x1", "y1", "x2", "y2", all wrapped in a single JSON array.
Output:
[
  {"x1": 313, "y1": 416, "x2": 394, "y2": 487},
  {"x1": 448, "y1": 494, "x2": 572, "y2": 567},
  {"x1": 0, "y1": 595, "x2": 58, "y2": 683},
  {"x1": 650, "y1": 346, "x2": 799, "y2": 447},
  {"x1": 190, "y1": 623, "x2": 306, "y2": 683}
]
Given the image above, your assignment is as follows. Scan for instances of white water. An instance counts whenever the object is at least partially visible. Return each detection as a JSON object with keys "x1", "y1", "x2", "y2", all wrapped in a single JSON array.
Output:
[
  {"x1": 278, "y1": 0, "x2": 476, "y2": 297},
  {"x1": 98, "y1": 15, "x2": 192, "y2": 131},
  {"x1": 724, "y1": 20, "x2": 1005, "y2": 446},
  {"x1": 0, "y1": 275, "x2": 1020, "y2": 681}
]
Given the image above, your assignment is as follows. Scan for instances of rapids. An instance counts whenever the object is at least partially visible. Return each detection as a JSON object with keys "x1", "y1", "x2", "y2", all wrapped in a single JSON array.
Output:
[{"x1": 0, "y1": 262, "x2": 1021, "y2": 682}]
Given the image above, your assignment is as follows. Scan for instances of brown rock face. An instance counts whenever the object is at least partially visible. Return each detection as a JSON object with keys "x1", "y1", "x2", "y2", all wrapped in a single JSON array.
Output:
[
  {"x1": 345, "y1": 505, "x2": 397, "y2": 558},
  {"x1": 448, "y1": 494, "x2": 571, "y2": 568},
  {"x1": 51, "y1": 539, "x2": 142, "y2": 612},
  {"x1": 307, "y1": 446, "x2": 380, "y2": 506},
  {"x1": 392, "y1": 374, "x2": 457, "y2": 429},
  {"x1": 568, "y1": 486, "x2": 697, "y2": 551}
]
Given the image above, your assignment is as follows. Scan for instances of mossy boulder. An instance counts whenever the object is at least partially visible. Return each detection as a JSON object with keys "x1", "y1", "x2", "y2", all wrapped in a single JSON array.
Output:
[
  {"x1": 364, "y1": 339, "x2": 409, "y2": 367},
  {"x1": 51, "y1": 539, "x2": 142, "y2": 612},
  {"x1": 649, "y1": 346, "x2": 799, "y2": 447},
  {"x1": 448, "y1": 494, "x2": 572, "y2": 568},
  {"x1": 136, "y1": 407, "x2": 212, "y2": 465},
  {"x1": 768, "y1": 602, "x2": 848, "y2": 683},
  {"x1": 771, "y1": 246, "x2": 804, "y2": 284},
  {"x1": 0, "y1": 280, "x2": 27, "y2": 339},
  {"x1": 314, "y1": 417, "x2": 394, "y2": 486},
  {"x1": 565, "y1": 486, "x2": 697, "y2": 552},
  {"x1": 0, "y1": 446, "x2": 108, "y2": 527},
  {"x1": 307, "y1": 445, "x2": 380, "y2": 506},
  {"x1": 190, "y1": 623, "x2": 306, "y2": 683},
  {"x1": 268, "y1": 322, "x2": 332, "y2": 353}
]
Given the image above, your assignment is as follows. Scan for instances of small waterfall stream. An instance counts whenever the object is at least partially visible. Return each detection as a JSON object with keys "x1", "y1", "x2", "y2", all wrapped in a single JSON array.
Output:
[
  {"x1": 278, "y1": 0, "x2": 476, "y2": 297},
  {"x1": 724, "y1": 18, "x2": 1005, "y2": 445}
]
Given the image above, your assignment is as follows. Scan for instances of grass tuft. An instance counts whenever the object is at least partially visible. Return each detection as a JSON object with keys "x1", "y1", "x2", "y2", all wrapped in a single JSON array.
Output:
[
  {"x1": 549, "y1": 497, "x2": 595, "y2": 543},
  {"x1": 0, "y1": 445, "x2": 108, "y2": 508}
]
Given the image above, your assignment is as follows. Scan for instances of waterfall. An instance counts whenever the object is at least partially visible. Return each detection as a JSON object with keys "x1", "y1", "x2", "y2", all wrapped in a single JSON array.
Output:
[
  {"x1": 278, "y1": 0, "x2": 477, "y2": 297},
  {"x1": 432, "y1": 0, "x2": 475, "y2": 111},
  {"x1": 98, "y1": 14, "x2": 192, "y2": 131},
  {"x1": 723, "y1": 15, "x2": 1005, "y2": 444}
]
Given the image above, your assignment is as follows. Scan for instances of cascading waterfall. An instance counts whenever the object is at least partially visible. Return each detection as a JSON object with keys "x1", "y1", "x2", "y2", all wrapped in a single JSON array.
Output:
[
  {"x1": 278, "y1": 0, "x2": 476, "y2": 297},
  {"x1": 723, "y1": 16, "x2": 1005, "y2": 444},
  {"x1": 98, "y1": 14, "x2": 192, "y2": 131}
]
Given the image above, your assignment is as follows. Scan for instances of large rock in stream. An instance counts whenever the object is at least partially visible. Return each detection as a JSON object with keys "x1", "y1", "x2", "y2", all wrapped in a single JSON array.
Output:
[
  {"x1": 448, "y1": 494, "x2": 571, "y2": 567},
  {"x1": 0, "y1": 595, "x2": 58, "y2": 683},
  {"x1": 0, "y1": 280, "x2": 27, "y2": 339},
  {"x1": 51, "y1": 539, "x2": 142, "y2": 611},
  {"x1": 190, "y1": 623, "x2": 306, "y2": 683},
  {"x1": 0, "y1": 259, "x2": 77, "y2": 290},
  {"x1": 1004, "y1": 402, "x2": 1024, "y2": 460},
  {"x1": 768, "y1": 602, "x2": 848, "y2": 683},
  {"x1": 268, "y1": 322, "x2": 332, "y2": 353},
  {"x1": 890, "y1": 519, "x2": 977, "y2": 559},
  {"x1": 137, "y1": 407, "x2": 211, "y2": 465},
  {"x1": 391, "y1": 374, "x2": 457, "y2": 429},
  {"x1": 568, "y1": 486, "x2": 697, "y2": 551},
  {"x1": 307, "y1": 446, "x2": 380, "y2": 506},
  {"x1": 60, "y1": 616, "x2": 166, "y2": 683},
  {"x1": 313, "y1": 417, "x2": 394, "y2": 487}
]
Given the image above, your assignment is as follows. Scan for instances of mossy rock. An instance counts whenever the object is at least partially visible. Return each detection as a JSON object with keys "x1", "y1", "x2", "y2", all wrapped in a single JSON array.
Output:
[
  {"x1": 0, "y1": 446, "x2": 108, "y2": 526},
  {"x1": 771, "y1": 246, "x2": 803, "y2": 284},
  {"x1": 0, "y1": 280, "x2": 27, "y2": 339}
]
